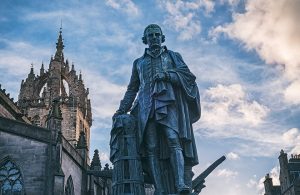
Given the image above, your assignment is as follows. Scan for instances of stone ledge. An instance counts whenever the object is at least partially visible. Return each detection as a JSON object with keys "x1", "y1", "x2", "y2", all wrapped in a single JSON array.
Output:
[
  {"x1": 62, "y1": 136, "x2": 85, "y2": 168},
  {"x1": 0, "y1": 116, "x2": 51, "y2": 143}
]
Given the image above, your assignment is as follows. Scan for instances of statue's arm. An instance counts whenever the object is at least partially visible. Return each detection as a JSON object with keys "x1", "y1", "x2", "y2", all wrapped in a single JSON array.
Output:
[{"x1": 115, "y1": 60, "x2": 140, "y2": 115}]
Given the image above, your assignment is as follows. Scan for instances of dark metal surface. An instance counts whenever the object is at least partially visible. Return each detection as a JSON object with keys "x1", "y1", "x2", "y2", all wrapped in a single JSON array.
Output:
[{"x1": 192, "y1": 156, "x2": 226, "y2": 194}]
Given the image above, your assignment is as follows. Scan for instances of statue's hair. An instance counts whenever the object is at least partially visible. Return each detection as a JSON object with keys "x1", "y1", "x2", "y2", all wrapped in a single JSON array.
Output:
[{"x1": 142, "y1": 24, "x2": 165, "y2": 44}]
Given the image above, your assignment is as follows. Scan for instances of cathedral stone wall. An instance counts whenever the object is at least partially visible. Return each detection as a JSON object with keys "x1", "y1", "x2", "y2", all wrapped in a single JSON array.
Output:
[
  {"x1": 0, "y1": 131, "x2": 49, "y2": 195},
  {"x1": 61, "y1": 149, "x2": 83, "y2": 195},
  {"x1": 0, "y1": 29, "x2": 105, "y2": 195},
  {"x1": 61, "y1": 104, "x2": 77, "y2": 145},
  {"x1": 27, "y1": 107, "x2": 49, "y2": 127}
]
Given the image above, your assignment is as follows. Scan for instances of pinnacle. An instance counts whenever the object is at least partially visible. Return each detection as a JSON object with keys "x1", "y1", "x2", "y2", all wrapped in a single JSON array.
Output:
[
  {"x1": 91, "y1": 149, "x2": 101, "y2": 170},
  {"x1": 54, "y1": 28, "x2": 64, "y2": 62}
]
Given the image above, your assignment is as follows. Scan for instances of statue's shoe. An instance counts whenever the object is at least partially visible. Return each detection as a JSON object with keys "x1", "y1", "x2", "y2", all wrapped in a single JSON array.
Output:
[
  {"x1": 177, "y1": 184, "x2": 191, "y2": 194},
  {"x1": 154, "y1": 190, "x2": 166, "y2": 195}
]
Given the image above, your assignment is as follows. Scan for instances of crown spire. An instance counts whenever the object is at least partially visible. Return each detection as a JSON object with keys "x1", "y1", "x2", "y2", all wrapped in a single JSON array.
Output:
[
  {"x1": 40, "y1": 61, "x2": 45, "y2": 75},
  {"x1": 54, "y1": 27, "x2": 64, "y2": 61},
  {"x1": 30, "y1": 63, "x2": 34, "y2": 74}
]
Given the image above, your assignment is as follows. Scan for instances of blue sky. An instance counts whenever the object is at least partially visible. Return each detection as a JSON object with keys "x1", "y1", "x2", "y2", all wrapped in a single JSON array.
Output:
[{"x1": 1, "y1": 0, "x2": 300, "y2": 194}]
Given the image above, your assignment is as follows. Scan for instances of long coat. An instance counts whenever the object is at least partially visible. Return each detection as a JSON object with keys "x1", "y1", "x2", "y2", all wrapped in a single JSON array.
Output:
[{"x1": 119, "y1": 48, "x2": 200, "y2": 166}]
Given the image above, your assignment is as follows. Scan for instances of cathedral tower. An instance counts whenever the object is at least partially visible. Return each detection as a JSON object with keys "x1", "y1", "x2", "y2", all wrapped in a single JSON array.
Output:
[{"x1": 18, "y1": 28, "x2": 92, "y2": 150}]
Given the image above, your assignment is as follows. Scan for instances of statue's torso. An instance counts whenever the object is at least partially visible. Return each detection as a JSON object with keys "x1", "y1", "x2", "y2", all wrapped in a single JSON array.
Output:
[{"x1": 135, "y1": 50, "x2": 175, "y2": 114}]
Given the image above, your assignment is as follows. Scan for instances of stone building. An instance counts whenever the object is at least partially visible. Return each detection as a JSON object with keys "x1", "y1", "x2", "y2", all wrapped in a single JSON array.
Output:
[
  {"x1": 264, "y1": 150, "x2": 300, "y2": 195},
  {"x1": 0, "y1": 29, "x2": 111, "y2": 195},
  {"x1": 18, "y1": 28, "x2": 92, "y2": 150}
]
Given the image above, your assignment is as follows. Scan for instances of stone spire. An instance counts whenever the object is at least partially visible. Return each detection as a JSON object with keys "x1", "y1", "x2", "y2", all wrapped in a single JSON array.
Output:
[
  {"x1": 76, "y1": 131, "x2": 88, "y2": 163},
  {"x1": 28, "y1": 63, "x2": 35, "y2": 80},
  {"x1": 79, "y1": 71, "x2": 82, "y2": 81},
  {"x1": 54, "y1": 28, "x2": 64, "y2": 62},
  {"x1": 40, "y1": 62, "x2": 45, "y2": 76},
  {"x1": 76, "y1": 131, "x2": 87, "y2": 149},
  {"x1": 91, "y1": 149, "x2": 102, "y2": 170}
]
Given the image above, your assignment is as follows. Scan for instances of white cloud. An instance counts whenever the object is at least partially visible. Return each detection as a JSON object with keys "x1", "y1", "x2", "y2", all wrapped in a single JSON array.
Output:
[
  {"x1": 100, "y1": 151, "x2": 110, "y2": 162},
  {"x1": 220, "y1": 0, "x2": 240, "y2": 6},
  {"x1": 158, "y1": 0, "x2": 215, "y2": 40},
  {"x1": 283, "y1": 80, "x2": 300, "y2": 105},
  {"x1": 105, "y1": 0, "x2": 140, "y2": 17},
  {"x1": 246, "y1": 178, "x2": 256, "y2": 188},
  {"x1": 201, "y1": 84, "x2": 269, "y2": 127},
  {"x1": 196, "y1": 83, "x2": 300, "y2": 157},
  {"x1": 282, "y1": 128, "x2": 300, "y2": 143},
  {"x1": 83, "y1": 70, "x2": 126, "y2": 119},
  {"x1": 0, "y1": 38, "x2": 51, "y2": 76},
  {"x1": 217, "y1": 168, "x2": 238, "y2": 178},
  {"x1": 282, "y1": 128, "x2": 300, "y2": 154},
  {"x1": 269, "y1": 166, "x2": 280, "y2": 185},
  {"x1": 227, "y1": 152, "x2": 240, "y2": 160},
  {"x1": 24, "y1": 10, "x2": 73, "y2": 21},
  {"x1": 212, "y1": 0, "x2": 300, "y2": 105},
  {"x1": 290, "y1": 146, "x2": 300, "y2": 154},
  {"x1": 256, "y1": 166, "x2": 280, "y2": 195}
]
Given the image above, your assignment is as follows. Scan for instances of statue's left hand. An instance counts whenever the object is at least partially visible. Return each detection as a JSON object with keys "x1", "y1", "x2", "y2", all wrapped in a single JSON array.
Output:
[
  {"x1": 154, "y1": 72, "x2": 170, "y2": 82},
  {"x1": 112, "y1": 110, "x2": 125, "y2": 120}
]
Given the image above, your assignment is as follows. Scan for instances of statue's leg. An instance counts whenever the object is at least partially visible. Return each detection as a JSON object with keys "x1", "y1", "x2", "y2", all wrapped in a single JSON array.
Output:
[
  {"x1": 144, "y1": 119, "x2": 165, "y2": 195},
  {"x1": 184, "y1": 165, "x2": 194, "y2": 189},
  {"x1": 164, "y1": 127, "x2": 190, "y2": 194}
]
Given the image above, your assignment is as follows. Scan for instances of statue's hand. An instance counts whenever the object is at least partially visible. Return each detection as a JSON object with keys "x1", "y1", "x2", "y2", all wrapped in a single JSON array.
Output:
[
  {"x1": 112, "y1": 109, "x2": 125, "y2": 120},
  {"x1": 154, "y1": 71, "x2": 170, "y2": 82}
]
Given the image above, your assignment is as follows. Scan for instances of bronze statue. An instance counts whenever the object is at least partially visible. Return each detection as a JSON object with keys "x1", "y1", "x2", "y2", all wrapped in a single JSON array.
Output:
[{"x1": 113, "y1": 24, "x2": 201, "y2": 195}]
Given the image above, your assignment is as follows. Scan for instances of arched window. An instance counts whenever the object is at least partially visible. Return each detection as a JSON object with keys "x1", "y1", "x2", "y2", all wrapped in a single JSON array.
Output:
[
  {"x1": 61, "y1": 79, "x2": 70, "y2": 97},
  {"x1": 0, "y1": 157, "x2": 25, "y2": 195},
  {"x1": 65, "y1": 176, "x2": 74, "y2": 195}
]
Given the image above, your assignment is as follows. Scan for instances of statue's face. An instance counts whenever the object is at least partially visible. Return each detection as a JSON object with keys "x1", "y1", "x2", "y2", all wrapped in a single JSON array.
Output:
[{"x1": 145, "y1": 27, "x2": 162, "y2": 49}]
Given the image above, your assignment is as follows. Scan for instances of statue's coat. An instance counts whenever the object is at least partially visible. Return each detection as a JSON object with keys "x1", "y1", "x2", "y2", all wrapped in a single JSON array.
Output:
[{"x1": 120, "y1": 48, "x2": 200, "y2": 166}]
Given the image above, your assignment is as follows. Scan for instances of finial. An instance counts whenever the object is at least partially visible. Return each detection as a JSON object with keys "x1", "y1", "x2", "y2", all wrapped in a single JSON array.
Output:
[
  {"x1": 41, "y1": 61, "x2": 44, "y2": 70},
  {"x1": 71, "y1": 62, "x2": 75, "y2": 71},
  {"x1": 54, "y1": 27, "x2": 64, "y2": 62},
  {"x1": 29, "y1": 63, "x2": 34, "y2": 75},
  {"x1": 104, "y1": 163, "x2": 109, "y2": 170},
  {"x1": 79, "y1": 70, "x2": 82, "y2": 81},
  {"x1": 60, "y1": 19, "x2": 63, "y2": 31}
]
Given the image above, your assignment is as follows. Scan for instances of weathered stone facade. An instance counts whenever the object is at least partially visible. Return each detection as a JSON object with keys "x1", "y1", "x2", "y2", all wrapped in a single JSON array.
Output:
[
  {"x1": 17, "y1": 29, "x2": 92, "y2": 150},
  {"x1": 0, "y1": 29, "x2": 111, "y2": 195},
  {"x1": 264, "y1": 150, "x2": 300, "y2": 195},
  {"x1": 0, "y1": 121, "x2": 49, "y2": 195}
]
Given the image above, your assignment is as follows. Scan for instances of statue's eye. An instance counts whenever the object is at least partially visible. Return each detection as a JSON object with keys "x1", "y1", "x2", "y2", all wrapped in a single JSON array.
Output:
[{"x1": 155, "y1": 33, "x2": 161, "y2": 37}]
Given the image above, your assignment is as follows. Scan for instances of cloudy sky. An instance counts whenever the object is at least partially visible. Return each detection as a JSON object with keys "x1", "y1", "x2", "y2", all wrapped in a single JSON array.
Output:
[{"x1": 0, "y1": 0, "x2": 299, "y2": 194}]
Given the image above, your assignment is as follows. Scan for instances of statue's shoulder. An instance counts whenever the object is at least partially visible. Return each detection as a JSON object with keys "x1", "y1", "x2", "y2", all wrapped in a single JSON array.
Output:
[
  {"x1": 167, "y1": 49, "x2": 184, "y2": 61},
  {"x1": 168, "y1": 49, "x2": 182, "y2": 58}
]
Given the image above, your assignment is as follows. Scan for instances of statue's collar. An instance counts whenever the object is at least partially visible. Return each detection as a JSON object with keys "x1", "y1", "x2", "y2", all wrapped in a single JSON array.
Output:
[{"x1": 144, "y1": 46, "x2": 168, "y2": 58}]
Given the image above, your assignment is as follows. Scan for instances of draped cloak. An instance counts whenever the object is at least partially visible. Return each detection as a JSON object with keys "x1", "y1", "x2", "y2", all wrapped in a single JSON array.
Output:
[{"x1": 119, "y1": 48, "x2": 201, "y2": 166}]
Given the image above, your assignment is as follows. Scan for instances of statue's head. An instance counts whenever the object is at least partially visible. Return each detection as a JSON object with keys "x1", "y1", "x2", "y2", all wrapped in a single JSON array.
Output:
[{"x1": 142, "y1": 24, "x2": 165, "y2": 48}]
